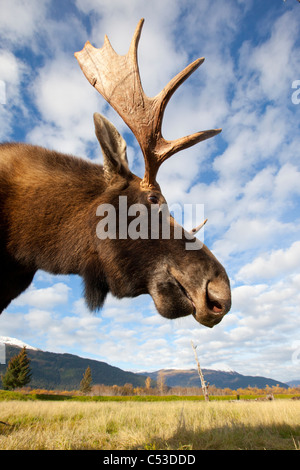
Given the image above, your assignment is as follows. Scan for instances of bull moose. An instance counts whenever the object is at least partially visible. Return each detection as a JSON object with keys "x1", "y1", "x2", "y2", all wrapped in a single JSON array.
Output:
[{"x1": 0, "y1": 19, "x2": 231, "y2": 328}]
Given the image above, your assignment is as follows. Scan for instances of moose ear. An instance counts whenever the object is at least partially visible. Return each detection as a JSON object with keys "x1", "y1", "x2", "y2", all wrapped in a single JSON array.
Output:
[{"x1": 93, "y1": 112, "x2": 130, "y2": 182}]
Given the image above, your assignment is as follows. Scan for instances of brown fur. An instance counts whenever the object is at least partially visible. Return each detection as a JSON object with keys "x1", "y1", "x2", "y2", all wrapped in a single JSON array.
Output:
[{"x1": 0, "y1": 119, "x2": 231, "y2": 328}]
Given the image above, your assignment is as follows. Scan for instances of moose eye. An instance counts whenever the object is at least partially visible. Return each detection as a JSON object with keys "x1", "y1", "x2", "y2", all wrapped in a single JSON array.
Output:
[{"x1": 148, "y1": 195, "x2": 159, "y2": 204}]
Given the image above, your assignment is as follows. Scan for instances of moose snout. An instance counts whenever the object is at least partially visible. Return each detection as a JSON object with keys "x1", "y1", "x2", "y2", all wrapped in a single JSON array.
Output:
[{"x1": 193, "y1": 276, "x2": 231, "y2": 328}]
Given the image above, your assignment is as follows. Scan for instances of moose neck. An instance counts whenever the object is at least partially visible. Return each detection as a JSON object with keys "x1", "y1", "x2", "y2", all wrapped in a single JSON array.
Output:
[{"x1": 5, "y1": 144, "x2": 106, "y2": 276}]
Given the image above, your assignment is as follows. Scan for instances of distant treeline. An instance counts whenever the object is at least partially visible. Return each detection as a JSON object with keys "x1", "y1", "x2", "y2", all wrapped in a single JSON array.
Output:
[{"x1": 11, "y1": 383, "x2": 300, "y2": 398}]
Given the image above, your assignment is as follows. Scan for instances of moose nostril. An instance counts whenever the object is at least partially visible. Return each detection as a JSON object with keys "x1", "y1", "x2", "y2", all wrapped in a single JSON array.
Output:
[
  {"x1": 206, "y1": 290, "x2": 223, "y2": 313},
  {"x1": 206, "y1": 279, "x2": 231, "y2": 315},
  {"x1": 208, "y1": 298, "x2": 223, "y2": 313}
]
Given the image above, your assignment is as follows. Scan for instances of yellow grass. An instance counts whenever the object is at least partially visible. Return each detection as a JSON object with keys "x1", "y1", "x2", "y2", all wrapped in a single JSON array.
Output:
[{"x1": 0, "y1": 400, "x2": 299, "y2": 450}]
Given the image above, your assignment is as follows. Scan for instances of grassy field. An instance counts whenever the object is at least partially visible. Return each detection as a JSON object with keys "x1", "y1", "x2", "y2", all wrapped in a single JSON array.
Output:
[{"x1": 0, "y1": 399, "x2": 299, "y2": 450}]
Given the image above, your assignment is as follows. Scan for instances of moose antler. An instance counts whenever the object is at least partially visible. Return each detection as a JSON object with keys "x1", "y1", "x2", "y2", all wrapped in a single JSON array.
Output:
[
  {"x1": 189, "y1": 218, "x2": 208, "y2": 235},
  {"x1": 75, "y1": 19, "x2": 221, "y2": 189}
]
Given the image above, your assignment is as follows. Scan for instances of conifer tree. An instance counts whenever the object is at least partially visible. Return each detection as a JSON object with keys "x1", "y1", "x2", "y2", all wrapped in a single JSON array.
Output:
[
  {"x1": 1, "y1": 347, "x2": 31, "y2": 390},
  {"x1": 80, "y1": 366, "x2": 92, "y2": 394}
]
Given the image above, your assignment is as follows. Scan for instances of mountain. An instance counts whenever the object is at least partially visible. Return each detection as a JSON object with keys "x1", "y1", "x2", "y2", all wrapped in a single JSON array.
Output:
[
  {"x1": 0, "y1": 338, "x2": 147, "y2": 390},
  {"x1": 146, "y1": 368, "x2": 289, "y2": 390},
  {"x1": 287, "y1": 380, "x2": 300, "y2": 387},
  {"x1": 0, "y1": 337, "x2": 290, "y2": 391},
  {"x1": 0, "y1": 336, "x2": 39, "y2": 351}
]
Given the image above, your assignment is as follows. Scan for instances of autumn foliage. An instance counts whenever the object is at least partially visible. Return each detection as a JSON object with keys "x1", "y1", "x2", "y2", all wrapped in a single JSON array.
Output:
[{"x1": 14, "y1": 380, "x2": 299, "y2": 399}]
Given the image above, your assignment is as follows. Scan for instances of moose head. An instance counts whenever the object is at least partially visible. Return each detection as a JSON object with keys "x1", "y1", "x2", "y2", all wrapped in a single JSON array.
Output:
[{"x1": 0, "y1": 19, "x2": 231, "y2": 328}]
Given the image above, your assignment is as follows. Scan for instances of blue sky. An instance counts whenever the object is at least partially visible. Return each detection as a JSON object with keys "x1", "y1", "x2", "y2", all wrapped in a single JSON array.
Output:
[{"x1": 0, "y1": 0, "x2": 300, "y2": 383}]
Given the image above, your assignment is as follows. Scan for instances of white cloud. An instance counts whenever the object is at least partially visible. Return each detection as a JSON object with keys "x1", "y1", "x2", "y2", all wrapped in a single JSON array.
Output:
[
  {"x1": 212, "y1": 217, "x2": 297, "y2": 261},
  {"x1": 0, "y1": 49, "x2": 28, "y2": 139},
  {"x1": 25, "y1": 309, "x2": 53, "y2": 331},
  {"x1": 0, "y1": 50, "x2": 26, "y2": 89},
  {"x1": 26, "y1": 52, "x2": 104, "y2": 155},
  {"x1": 237, "y1": 240, "x2": 300, "y2": 283},
  {"x1": 13, "y1": 283, "x2": 70, "y2": 309},
  {"x1": 249, "y1": 11, "x2": 300, "y2": 103},
  {"x1": 214, "y1": 107, "x2": 289, "y2": 183},
  {"x1": 0, "y1": 0, "x2": 50, "y2": 48},
  {"x1": 273, "y1": 163, "x2": 300, "y2": 201},
  {"x1": 233, "y1": 9, "x2": 300, "y2": 108},
  {"x1": 20, "y1": 302, "x2": 104, "y2": 354}
]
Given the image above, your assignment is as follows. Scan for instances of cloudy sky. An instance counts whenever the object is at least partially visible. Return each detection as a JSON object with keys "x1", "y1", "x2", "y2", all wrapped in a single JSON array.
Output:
[{"x1": 0, "y1": 0, "x2": 300, "y2": 383}]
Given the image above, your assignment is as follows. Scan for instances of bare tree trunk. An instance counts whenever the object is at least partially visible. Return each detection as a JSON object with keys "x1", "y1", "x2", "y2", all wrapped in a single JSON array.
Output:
[
  {"x1": 157, "y1": 370, "x2": 167, "y2": 395},
  {"x1": 191, "y1": 341, "x2": 209, "y2": 402}
]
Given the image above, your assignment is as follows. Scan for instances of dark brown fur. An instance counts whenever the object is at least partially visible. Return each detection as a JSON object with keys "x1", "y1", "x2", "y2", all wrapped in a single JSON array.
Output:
[{"x1": 0, "y1": 117, "x2": 231, "y2": 328}]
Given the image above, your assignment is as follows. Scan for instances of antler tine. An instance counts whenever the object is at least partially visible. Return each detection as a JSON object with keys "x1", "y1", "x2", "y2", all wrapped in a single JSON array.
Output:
[
  {"x1": 75, "y1": 19, "x2": 221, "y2": 189},
  {"x1": 75, "y1": 19, "x2": 145, "y2": 121},
  {"x1": 189, "y1": 218, "x2": 208, "y2": 235},
  {"x1": 128, "y1": 17, "x2": 144, "y2": 64},
  {"x1": 154, "y1": 57, "x2": 205, "y2": 144}
]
